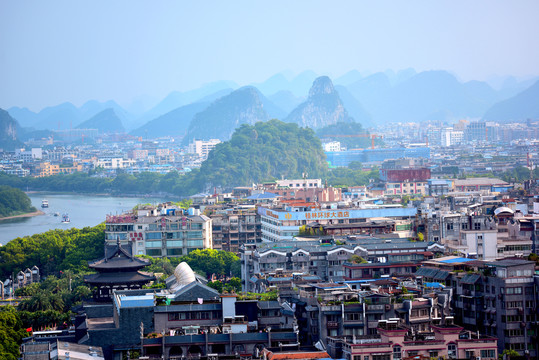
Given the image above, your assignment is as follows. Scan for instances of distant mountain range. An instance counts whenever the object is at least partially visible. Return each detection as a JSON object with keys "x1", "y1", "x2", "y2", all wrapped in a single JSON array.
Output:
[
  {"x1": 4, "y1": 69, "x2": 539, "y2": 145},
  {"x1": 77, "y1": 108, "x2": 125, "y2": 133},
  {"x1": 482, "y1": 79, "x2": 539, "y2": 122},
  {"x1": 182, "y1": 87, "x2": 273, "y2": 144}
]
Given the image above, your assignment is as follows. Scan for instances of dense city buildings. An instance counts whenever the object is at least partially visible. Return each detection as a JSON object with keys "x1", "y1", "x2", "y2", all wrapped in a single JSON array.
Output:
[{"x1": 4, "y1": 117, "x2": 539, "y2": 360}]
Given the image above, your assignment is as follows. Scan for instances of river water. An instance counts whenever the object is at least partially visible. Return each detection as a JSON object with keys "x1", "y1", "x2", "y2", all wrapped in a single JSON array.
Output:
[{"x1": 0, "y1": 193, "x2": 168, "y2": 245}]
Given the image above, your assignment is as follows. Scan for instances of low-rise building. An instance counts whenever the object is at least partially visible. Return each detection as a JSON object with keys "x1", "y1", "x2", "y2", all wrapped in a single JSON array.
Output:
[
  {"x1": 329, "y1": 321, "x2": 498, "y2": 360},
  {"x1": 79, "y1": 262, "x2": 299, "y2": 359}
]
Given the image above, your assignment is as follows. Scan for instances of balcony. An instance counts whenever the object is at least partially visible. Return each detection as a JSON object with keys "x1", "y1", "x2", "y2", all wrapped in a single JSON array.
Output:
[
  {"x1": 327, "y1": 321, "x2": 339, "y2": 329},
  {"x1": 366, "y1": 304, "x2": 387, "y2": 312},
  {"x1": 320, "y1": 305, "x2": 341, "y2": 312}
]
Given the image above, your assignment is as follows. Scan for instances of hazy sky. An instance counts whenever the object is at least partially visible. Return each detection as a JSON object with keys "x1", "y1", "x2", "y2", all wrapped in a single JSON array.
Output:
[{"x1": 1, "y1": 0, "x2": 539, "y2": 111}]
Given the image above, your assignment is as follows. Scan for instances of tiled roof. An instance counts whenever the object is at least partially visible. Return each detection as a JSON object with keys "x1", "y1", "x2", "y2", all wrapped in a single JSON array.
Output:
[{"x1": 263, "y1": 349, "x2": 330, "y2": 360}]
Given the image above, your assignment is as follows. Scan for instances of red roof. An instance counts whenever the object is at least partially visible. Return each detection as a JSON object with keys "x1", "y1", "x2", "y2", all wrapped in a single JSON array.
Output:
[{"x1": 262, "y1": 349, "x2": 330, "y2": 360}]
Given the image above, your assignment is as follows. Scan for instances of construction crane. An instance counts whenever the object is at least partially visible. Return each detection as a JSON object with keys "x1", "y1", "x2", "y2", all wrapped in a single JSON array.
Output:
[{"x1": 323, "y1": 133, "x2": 383, "y2": 149}]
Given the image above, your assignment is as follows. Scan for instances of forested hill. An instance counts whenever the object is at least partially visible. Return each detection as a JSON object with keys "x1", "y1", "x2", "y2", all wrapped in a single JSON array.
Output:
[
  {"x1": 196, "y1": 119, "x2": 328, "y2": 188},
  {"x1": 0, "y1": 185, "x2": 36, "y2": 218}
]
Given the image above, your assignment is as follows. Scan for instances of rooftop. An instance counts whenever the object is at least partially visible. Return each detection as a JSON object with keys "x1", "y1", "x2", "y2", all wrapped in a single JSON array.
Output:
[{"x1": 485, "y1": 259, "x2": 535, "y2": 267}]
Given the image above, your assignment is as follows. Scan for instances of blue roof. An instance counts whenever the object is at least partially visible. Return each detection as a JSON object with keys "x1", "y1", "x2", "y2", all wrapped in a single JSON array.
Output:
[
  {"x1": 424, "y1": 282, "x2": 445, "y2": 289},
  {"x1": 119, "y1": 295, "x2": 154, "y2": 308},
  {"x1": 343, "y1": 279, "x2": 378, "y2": 284},
  {"x1": 439, "y1": 257, "x2": 475, "y2": 264},
  {"x1": 245, "y1": 192, "x2": 280, "y2": 200}
]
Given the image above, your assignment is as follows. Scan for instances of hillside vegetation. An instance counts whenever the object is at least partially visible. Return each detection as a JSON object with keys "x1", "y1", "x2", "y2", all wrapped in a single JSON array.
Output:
[
  {"x1": 196, "y1": 119, "x2": 328, "y2": 188},
  {"x1": 0, "y1": 225, "x2": 105, "y2": 279},
  {"x1": 0, "y1": 185, "x2": 36, "y2": 218}
]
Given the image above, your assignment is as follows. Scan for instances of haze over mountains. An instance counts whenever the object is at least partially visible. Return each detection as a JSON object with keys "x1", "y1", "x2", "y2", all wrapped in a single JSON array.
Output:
[{"x1": 3, "y1": 69, "x2": 539, "y2": 147}]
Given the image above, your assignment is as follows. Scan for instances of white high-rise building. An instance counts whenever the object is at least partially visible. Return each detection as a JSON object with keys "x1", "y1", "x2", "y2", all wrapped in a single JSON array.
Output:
[
  {"x1": 441, "y1": 128, "x2": 464, "y2": 147},
  {"x1": 188, "y1": 139, "x2": 221, "y2": 159}
]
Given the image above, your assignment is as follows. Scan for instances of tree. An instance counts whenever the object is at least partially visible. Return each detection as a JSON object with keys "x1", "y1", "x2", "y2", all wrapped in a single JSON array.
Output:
[
  {"x1": 0, "y1": 306, "x2": 26, "y2": 360},
  {"x1": 500, "y1": 349, "x2": 519, "y2": 360},
  {"x1": 348, "y1": 161, "x2": 363, "y2": 170},
  {"x1": 207, "y1": 281, "x2": 223, "y2": 293},
  {"x1": 349, "y1": 255, "x2": 367, "y2": 264},
  {"x1": 401, "y1": 195, "x2": 411, "y2": 206},
  {"x1": 178, "y1": 249, "x2": 241, "y2": 278},
  {"x1": 224, "y1": 277, "x2": 242, "y2": 293},
  {"x1": 417, "y1": 232, "x2": 424, "y2": 241}
]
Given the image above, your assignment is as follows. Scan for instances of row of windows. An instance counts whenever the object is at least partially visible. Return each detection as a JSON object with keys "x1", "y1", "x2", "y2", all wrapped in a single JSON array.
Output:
[
  {"x1": 504, "y1": 245, "x2": 531, "y2": 252},
  {"x1": 168, "y1": 311, "x2": 221, "y2": 321},
  {"x1": 147, "y1": 247, "x2": 205, "y2": 256},
  {"x1": 147, "y1": 240, "x2": 203, "y2": 248},
  {"x1": 148, "y1": 223, "x2": 203, "y2": 231},
  {"x1": 146, "y1": 231, "x2": 204, "y2": 240}
]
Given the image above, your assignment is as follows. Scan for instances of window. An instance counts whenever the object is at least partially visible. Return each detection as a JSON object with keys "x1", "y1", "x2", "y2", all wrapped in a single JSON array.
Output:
[
  {"x1": 506, "y1": 301, "x2": 523, "y2": 309},
  {"x1": 345, "y1": 313, "x2": 363, "y2": 321},
  {"x1": 506, "y1": 287, "x2": 522, "y2": 295},
  {"x1": 167, "y1": 248, "x2": 183, "y2": 256},
  {"x1": 393, "y1": 346, "x2": 402, "y2": 360},
  {"x1": 146, "y1": 240, "x2": 161, "y2": 248},
  {"x1": 481, "y1": 350, "x2": 496, "y2": 358},
  {"x1": 448, "y1": 344, "x2": 457, "y2": 359}
]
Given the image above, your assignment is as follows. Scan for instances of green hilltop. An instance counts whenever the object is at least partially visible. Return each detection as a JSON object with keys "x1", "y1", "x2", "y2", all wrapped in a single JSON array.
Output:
[{"x1": 196, "y1": 119, "x2": 328, "y2": 189}]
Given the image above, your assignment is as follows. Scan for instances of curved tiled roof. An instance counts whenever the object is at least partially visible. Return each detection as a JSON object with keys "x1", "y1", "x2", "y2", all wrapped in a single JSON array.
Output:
[{"x1": 88, "y1": 242, "x2": 150, "y2": 271}]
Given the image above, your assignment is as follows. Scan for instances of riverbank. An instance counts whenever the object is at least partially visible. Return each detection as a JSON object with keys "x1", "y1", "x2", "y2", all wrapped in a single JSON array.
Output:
[
  {"x1": 0, "y1": 210, "x2": 45, "y2": 221},
  {"x1": 25, "y1": 190, "x2": 176, "y2": 198}
]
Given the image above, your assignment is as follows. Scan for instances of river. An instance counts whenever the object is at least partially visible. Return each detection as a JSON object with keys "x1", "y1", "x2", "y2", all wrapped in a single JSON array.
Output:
[{"x1": 0, "y1": 193, "x2": 168, "y2": 245}]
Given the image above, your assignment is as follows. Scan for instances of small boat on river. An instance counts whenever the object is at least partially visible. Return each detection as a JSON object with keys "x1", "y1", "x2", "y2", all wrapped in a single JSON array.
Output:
[
  {"x1": 41, "y1": 199, "x2": 49, "y2": 208},
  {"x1": 61, "y1": 214, "x2": 70, "y2": 223}
]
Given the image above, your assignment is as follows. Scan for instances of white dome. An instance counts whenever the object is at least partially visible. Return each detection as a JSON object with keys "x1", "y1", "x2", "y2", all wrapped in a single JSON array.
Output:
[
  {"x1": 494, "y1": 207, "x2": 514, "y2": 216},
  {"x1": 173, "y1": 262, "x2": 196, "y2": 287}
]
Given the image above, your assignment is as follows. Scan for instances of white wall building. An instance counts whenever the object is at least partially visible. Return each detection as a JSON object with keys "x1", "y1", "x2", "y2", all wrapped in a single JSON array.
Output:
[
  {"x1": 188, "y1": 139, "x2": 221, "y2": 159},
  {"x1": 96, "y1": 157, "x2": 136, "y2": 169},
  {"x1": 275, "y1": 178, "x2": 322, "y2": 189},
  {"x1": 441, "y1": 128, "x2": 464, "y2": 147},
  {"x1": 323, "y1": 141, "x2": 341, "y2": 152}
]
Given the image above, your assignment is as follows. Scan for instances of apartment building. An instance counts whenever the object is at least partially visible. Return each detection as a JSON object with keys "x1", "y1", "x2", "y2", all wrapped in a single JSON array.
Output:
[
  {"x1": 258, "y1": 204, "x2": 417, "y2": 242},
  {"x1": 104, "y1": 204, "x2": 212, "y2": 257},
  {"x1": 209, "y1": 205, "x2": 261, "y2": 252}
]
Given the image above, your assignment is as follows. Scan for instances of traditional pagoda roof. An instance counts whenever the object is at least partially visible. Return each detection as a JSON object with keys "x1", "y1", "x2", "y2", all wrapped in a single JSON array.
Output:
[
  {"x1": 88, "y1": 238, "x2": 151, "y2": 272},
  {"x1": 85, "y1": 271, "x2": 155, "y2": 285}
]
